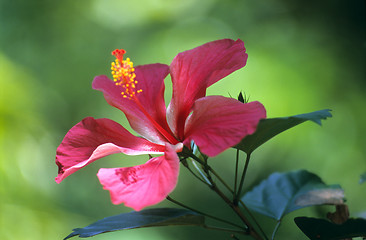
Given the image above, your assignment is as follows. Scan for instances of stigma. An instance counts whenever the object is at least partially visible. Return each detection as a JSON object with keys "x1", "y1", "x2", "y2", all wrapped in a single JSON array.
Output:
[{"x1": 111, "y1": 49, "x2": 142, "y2": 99}]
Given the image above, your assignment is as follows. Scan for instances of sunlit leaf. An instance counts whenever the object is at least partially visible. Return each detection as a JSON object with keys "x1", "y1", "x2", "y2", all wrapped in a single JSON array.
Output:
[
  {"x1": 64, "y1": 208, "x2": 204, "y2": 239},
  {"x1": 295, "y1": 217, "x2": 366, "y2": 240},
  {"x1": 295, "y1": 188, "x2": 344, "y2": 207},
  {"x1": 241, "y1": 170, "x2": 344, "y2": 220},
  {"x1": 360, "y1": 172, "x2": 366, "y2": 184},
  {"x1": 234, "y1": 109, "x2": 332, "y2": 154}
]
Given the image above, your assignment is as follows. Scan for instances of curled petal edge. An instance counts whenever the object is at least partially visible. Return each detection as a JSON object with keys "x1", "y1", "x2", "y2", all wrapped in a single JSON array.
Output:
[{"x1": 56, "y1": 142, "x2": 166, "y2": 184}]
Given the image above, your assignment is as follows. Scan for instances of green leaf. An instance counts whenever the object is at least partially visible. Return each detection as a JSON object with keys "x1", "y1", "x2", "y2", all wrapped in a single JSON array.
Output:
[
  {"x1": 234, "y1": 109, "x2": 332, "y2": 154},
  {"x1": 294, "y1": 188, "x2": 344, "y2": 207},
  {"x1": 241, "y1": 170, "x2": 344, "y2": 220},
  {"x1": 295, "y1": 217, "x2": 366, "y2": 240},
  {"x1": 64, "y1": 208, "x2": 204, "y2": 239},
  {"x1": 360, "y1": 172, "x2": 366, "y2": 184}
]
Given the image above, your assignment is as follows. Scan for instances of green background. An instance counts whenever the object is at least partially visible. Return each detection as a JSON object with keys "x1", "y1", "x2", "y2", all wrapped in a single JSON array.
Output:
[{"x1": 0, "y1": 0, "x2": 365, "y2": 239}]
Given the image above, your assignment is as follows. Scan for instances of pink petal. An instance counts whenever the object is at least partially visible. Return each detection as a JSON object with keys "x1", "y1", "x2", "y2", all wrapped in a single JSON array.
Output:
[
  {"x1": 97, "y1": 143, "x2": 181, "y2": 211},
  {"x1": 167, "y1": 39, "x2": 248, "y2": 139},
  {"x1": 55, "y1": 117, "x2": 165, "y2": 183},
  {"x1": 93, "y1": 63, "x2": 171, "y2": 144},
  {"x1": 183, "y1": 96, "x2": 266, "y2": 157}
]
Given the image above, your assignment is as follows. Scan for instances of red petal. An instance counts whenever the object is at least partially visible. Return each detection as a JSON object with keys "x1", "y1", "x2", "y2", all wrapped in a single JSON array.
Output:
[
  {"x1": 167, "y1": 39, "x2": 248, "y2": 139},
  {"x1": 184, "y1": 96, "x2": 266, "y2": 157},
  {"x1": 97, "y1": 143, "x2": 180, "y2": 211},
  {"x1": 93, "y1": 63, "x2": 171, "y2": 144},
  {"x1": 55, "y1": 117, "x2": 165, "y2": 183}
]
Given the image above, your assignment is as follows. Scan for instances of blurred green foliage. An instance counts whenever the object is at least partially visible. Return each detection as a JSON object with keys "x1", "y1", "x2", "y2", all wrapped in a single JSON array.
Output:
[{"x1": 0, "y1": 0, "x2": 365, "y2": 239}]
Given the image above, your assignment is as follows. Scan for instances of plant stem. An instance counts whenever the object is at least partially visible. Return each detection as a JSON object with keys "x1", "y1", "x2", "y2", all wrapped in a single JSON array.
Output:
[
  {"x1": 208, "y1": 166, "x2": 233, "y2": 192},
  {"x1": 208, "y1": 183, "x2": 263, "y2": 240},
  {"x1": 166, "y1": 196, "x2": 244, "y2": 230},
  {"x1": 271, "y1": 221, "x2": 281, "y2": 240},
  {"x1": 191, "y1": 159, "x2": 211, "y2": 185},
  {"x1": 239, "y1": 199, "x2": 269, "y2": 240},
  {"x1": 234, "y1": 149, "x2": 240, "y2": 200},
  {"x1": 182, "y1": 161, "x2": 211, "y2": 186},
  {"x1": 182, "y1": 148, "x2": 233, "y2": 194},
  {"x1": 234, "y1": 153, "x2": 251, "y2": 205},
  {"x1": 181, "y1": 148, "x2": 264, "y2": 240}
]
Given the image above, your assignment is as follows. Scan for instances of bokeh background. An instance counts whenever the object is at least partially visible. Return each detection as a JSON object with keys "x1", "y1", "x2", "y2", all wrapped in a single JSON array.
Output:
[{"x1": 0, "y1": 0, "x2": 365, "y2": 239}]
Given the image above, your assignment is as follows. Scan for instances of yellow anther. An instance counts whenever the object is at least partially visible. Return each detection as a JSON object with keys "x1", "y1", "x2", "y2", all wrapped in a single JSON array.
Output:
[{"x1": 110, "y1": 49, "x2": 142, "y2": 99}]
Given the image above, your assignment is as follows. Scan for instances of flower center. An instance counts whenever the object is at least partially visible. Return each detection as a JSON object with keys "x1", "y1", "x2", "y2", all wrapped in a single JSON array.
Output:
[
  {"x1": 111, "y1": 49, "x2": 142, "y2": 99},
  {"x1": 110, "y1": 49, "x2": 179, "y2": 145}
]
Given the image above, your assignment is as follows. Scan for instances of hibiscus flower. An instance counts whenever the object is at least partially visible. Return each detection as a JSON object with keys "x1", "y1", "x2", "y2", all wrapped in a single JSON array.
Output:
[{"x1": 55, "y1": 39, "x2": 266, "y2": 211}]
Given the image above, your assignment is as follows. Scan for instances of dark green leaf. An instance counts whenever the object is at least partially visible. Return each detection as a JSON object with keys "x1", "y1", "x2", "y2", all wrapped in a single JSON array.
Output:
[
  {"x1": 241, "y1": 170, "x2": 344, "y2": 220},
  {"x1": 360, "y1": 172, "x2": 366, "y2": 184},
  {"x1": 295, "y1": 217, "x2": 366, "y2": 240},
  {"x1": 234, "y1": 109, "x2": 332, "y2": 154},
  {"x1": 64, "y1": 208, "x2": 204, "y2": 239}
]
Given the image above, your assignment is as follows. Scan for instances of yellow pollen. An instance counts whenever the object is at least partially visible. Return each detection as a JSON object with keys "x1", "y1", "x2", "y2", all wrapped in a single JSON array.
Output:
[{"x1": 111, "y1": 49, "x2": 142, "y2": 99}]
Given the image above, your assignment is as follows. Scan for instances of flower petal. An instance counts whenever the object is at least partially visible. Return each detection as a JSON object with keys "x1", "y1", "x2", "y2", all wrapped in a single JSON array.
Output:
[
  {"x1": 93, "y1": 63, "x2": 171, "y2": 144},
  {"x1": 183, "y1": 96, "x2": 266, "y2": 157},
  {"x1": 55, "y1": 117, "x2": 165, "y2": 183},
  {"x1": 167, "y1": 39, "x2": 248, "y2": 139},
  {"x1": 97, "y1": 143, "x2": 181, "y2": 211}
]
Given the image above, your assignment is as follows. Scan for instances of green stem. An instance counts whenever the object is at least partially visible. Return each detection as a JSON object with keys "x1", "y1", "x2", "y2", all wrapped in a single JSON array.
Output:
[
  {"x1": 181, "y1": 148, "x2": 264, "y2": 240},
  {"x1": 234, "y1": 153, "x2": 251, "y2": 205},
  {"x1": 182, "y1": 161, "x2": 211, "y2": 186},
  {"x1": 239, "y1": 199, "x2": 269, "y2": 240},
  {"x1": 191, "y1": 159, "x2": 211, "y2": 185},
  {"x1": 234, "y1": 152, "x2": 268, "y2": 240},
  {"x1": 234, "y1": 149, "x2": 240, "y2": 200},
  {"x1": 181, "y1": 147, "x2": 206, "y2": 165},
  {"x1": 182, "y1": 148, "x2": 233, "y2": 194},
  {"x1": 166, "y1": 196, "x2": 244, "y2": 230},
  {"x1": 208, "y1": 181, "x2": 262, "y2": 239},
  {"x1": 271, "y1": 221, "x2": 281, "y2": 240},
  {"x1": 209, "y1": 167, "x2": 233, "y2": 192}
]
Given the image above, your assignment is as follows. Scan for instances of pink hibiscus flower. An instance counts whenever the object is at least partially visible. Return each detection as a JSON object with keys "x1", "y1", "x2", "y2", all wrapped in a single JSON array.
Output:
[{"x1": 55, "y1": 39, "x2": 266, "y2": 211}]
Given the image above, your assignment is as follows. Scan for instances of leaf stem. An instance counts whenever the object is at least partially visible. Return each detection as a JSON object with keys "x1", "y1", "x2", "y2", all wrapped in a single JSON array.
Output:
[
  {"x1": 208, "y1": 182, "x2": 263, "y2": 239},
  {"x1": 239, "y1": 199, "x2": 269, "y2": 240},
  {"x1": 191, "y1": 159, "x2": 212, "y2": 185},
  {"x1": 271, "y1": 220, "x2": 281, "y2": 240},
  {"x1": 182, "y1": 147, "x2": 233, "y2": 194},
  {"x1": 209, "y1": 167, "x2": 233, "y2": 192},
  {"x1": 233, "y1": 152, "x2": 268, "y2": 240},
  {"x1": 181, "y1": 147, "x2": 264, "y2": 240},
  {"x1": 166, "y1": 196, "x2": 244, "y2": 230},
  {"x1": 234, "y1": 149, "x2": 240, "y2": 200},
  {"x1": 181, "y1": 159, "x2": 212, "y2": 186},
  {"x1": 234, "y1": 153, "x2": 251, "y2": 205}
]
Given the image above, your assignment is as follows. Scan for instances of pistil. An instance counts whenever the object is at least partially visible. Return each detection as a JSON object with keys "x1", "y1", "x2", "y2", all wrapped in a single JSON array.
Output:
[{"x1": 111, "y1": 49, "x2": 179, "y2": 145}]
